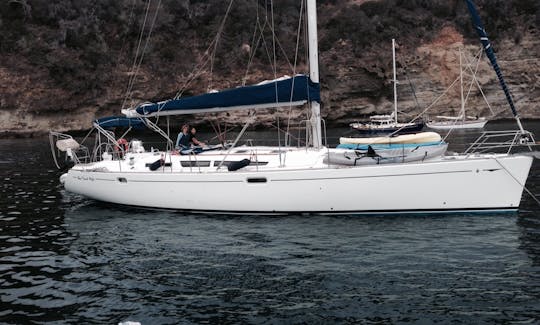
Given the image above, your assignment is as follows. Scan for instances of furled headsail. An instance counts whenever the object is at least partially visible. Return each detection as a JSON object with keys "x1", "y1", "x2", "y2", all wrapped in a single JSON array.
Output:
[
  {"x1": 465, "y1": 0, "x2": 518, "y2": 117},
  {"x1": 122, "y1": 75, "x2": 320, "y2": 118}
]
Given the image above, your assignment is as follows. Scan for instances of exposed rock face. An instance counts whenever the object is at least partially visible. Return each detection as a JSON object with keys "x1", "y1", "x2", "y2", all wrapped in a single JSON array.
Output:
[
  {"x1": 1, "y1": 0, "x2": 539, "y2": 137},
  {"x1": 325, "y1": 25, "x2": 540, "y2": 126}
]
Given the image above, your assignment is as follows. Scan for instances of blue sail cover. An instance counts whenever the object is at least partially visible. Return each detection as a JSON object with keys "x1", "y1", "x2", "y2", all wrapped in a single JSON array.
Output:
[
  {"x1": 465, "y1": 0, "x2": 518, "y2": 117},
  {"x1": 130, "y1": 75, "x2": 320, "y2": 117},
  {"x1": 94, "y1": 116, "x2": 147, "y2": 129}
]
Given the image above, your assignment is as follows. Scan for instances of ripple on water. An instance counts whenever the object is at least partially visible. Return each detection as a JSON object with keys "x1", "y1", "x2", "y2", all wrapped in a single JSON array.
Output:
[{"x1": 1, "y1": 133, "x2": 540, "y2": 323}]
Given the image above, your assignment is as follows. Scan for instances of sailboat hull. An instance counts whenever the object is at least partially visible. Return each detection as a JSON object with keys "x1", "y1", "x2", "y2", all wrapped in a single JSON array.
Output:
[
  {"x1": 427, "y1": 120, "x2": 488, "y2": 130},
  {"x1": 63, "y1": 154, "x2": 532, "y2": 214},
  {"x1": 351, "y1": 122, "x2": 424, "y2": 135}
]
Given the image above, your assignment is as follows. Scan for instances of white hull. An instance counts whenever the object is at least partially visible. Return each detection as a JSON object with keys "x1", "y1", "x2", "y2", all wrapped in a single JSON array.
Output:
[
  {"x1": 63, "y1": 149, "x2": 532, "y2": 214},
  {"x1": 427, "y1": 120, "x2": 488, "y2": 130}
]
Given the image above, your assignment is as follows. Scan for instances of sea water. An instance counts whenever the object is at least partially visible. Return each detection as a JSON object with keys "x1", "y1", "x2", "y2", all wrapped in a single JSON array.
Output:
[{"x1": 0, "y1": 121, "x2": 539, "y2": 323}]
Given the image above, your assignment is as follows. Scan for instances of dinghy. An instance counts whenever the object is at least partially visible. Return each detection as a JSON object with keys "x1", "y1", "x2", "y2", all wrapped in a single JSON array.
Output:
[
  {"x1": 339, "y1": 131, "x2": 442, "y2": 145},
  {"x1": 324, "y1": 142, "x2": 448, "y2": 166}
]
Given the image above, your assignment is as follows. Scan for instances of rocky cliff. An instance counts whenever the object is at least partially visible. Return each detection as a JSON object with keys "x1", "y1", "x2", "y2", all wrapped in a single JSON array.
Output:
[{"x1": 1, "y1": 0, "x2": 539, "y2": 137}]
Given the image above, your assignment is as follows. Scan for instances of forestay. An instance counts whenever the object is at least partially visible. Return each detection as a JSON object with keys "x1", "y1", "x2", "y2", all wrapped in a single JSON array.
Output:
[
  {"x1": 122, "y1": 75, "x2": 320, "y2": 117},
  {"x1": 465, "y1": 0, "x2": 517, "y2": 118}
]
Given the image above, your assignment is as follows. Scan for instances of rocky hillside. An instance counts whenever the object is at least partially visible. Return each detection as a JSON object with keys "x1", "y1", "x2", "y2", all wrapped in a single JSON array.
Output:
[{"x1": 1, "y1": 0, "x2": 539, "y2": 137}]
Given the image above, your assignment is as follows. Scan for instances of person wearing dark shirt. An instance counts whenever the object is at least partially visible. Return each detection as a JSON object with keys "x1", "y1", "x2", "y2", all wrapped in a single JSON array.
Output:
[
  {"x1": 175, "y1": 124, "x2": 192, "y2": 149},
  {"x1": 189, "y1": 127, "x2": 205, "y2": 147}
]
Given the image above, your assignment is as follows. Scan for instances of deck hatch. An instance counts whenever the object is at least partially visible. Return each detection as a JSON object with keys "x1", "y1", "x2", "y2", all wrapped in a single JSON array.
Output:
[
  {"x1": 247, "y1": 177, "x2": 267, "y2": 183},
  {"x1": 180, "y1": 161, "x2": 211, "y2": 167}
]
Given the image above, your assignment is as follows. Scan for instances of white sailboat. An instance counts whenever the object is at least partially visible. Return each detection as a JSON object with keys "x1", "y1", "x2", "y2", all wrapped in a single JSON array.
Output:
[
  {"x1": 427, "y1": 116, "x2": 487, "y2": 130},
  {"x1": 350, "y1": 39, "x2": 424, "y2": 135},
  {"x1": 427, "y1": 48, "x2": 490, "y2": 130},
  {"x1": 53, "y1": 0, "x2": 535, "y2": 214}
]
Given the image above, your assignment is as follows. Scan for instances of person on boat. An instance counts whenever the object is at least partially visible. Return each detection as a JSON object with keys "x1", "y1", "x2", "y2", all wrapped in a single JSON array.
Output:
[
  {"x1": 175, "y1": 124, "x2": 192, "y2": 150},
  {"x1": 189, "y1": 127, "x2": 205, "y2": 147}
]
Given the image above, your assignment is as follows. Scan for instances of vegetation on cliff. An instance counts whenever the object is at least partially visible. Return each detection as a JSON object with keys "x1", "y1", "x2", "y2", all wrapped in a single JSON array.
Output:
[{"x1": 1, "y1": 0, "x2": 539, "y2": 135}]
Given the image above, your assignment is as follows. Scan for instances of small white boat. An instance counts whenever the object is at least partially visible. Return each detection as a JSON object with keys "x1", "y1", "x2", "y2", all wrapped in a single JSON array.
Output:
[
  {"x1": 426, "y1": 47, "x2": 492, "y2": 130},
  {"x1": 427, "y1": 116, "x2": 487, "y2": 130},
  {"x1": 324, "y1": 142, "x2": 448, "y2": 166},
  {"x1": 340, "y1": 131, "x2": 442, "y2": 145}
]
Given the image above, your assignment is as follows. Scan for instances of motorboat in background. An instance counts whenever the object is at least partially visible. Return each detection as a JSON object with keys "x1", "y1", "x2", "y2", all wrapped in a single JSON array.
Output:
[{"x1": 350, "y1": 39, "x2": 424, "y2": 135}]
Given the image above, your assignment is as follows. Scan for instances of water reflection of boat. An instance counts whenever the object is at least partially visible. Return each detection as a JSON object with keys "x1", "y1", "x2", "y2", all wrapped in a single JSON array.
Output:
[{"x1": 50, "y1": 0, "x2": 536, "y2": 214}]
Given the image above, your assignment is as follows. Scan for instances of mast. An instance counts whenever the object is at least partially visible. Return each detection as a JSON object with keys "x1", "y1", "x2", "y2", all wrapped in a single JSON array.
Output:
[
  {"x1": 392, "y1": 39, "x2": 398, "y2": 124},
  {"x1": 306, "y1": 0, "x2": 322, "y2": 148},
  {"x1": 459, "y1": 48, "x2": 465, "y2": 122}
]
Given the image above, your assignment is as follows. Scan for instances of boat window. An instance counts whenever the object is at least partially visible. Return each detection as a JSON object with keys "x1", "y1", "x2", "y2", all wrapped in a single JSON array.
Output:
[
  {"x1": 180, "y1": 161, "x2": 211, "y2": 167},
  {"x1": 145, "y1": 162, "x2": 172, "y2": 167},
  {"x1": 234, "y1": 150, "x2": 249, "y2": 153},
  {"x1": 247, "y1": 177, "x2": 267, "y2": 183},
  {"x1": 214, "y1": 161, "x2": 232, "y2": 167},
  {"x1": 250, "y1": 161, "x2": 268, "y2": 166},
  {"x1": 117, "y1": 177, "x2": 127, "y2": 183}
]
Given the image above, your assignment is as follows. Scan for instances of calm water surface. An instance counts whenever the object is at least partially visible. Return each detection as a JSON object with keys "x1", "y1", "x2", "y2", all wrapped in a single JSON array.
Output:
[{"x1": 1, "y1": 122, "x2": 540, "y2": 324}]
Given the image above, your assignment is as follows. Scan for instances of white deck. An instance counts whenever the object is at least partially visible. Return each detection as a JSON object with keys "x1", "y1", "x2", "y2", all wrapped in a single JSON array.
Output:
[{"x1": 63, "y1": 146, "x2": 533, "y2": 214}]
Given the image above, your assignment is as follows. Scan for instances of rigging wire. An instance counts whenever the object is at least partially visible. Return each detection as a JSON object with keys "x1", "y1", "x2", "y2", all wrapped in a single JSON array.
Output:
[
  {"x1": 243, "y1": 2, "x2": 262, "y2": 85},
  {"x1": 402, "y1": 66, "x2": 421, "y2": 111},
  {"x1": 285, "y1": 0, "x2": 305, "y2": 146},
  {"x1": 270, "y1": 0, "x2": 280, "y2": 152},
  {"x1": 127, "y1": 0, "x2": 162, "y2": 125},
  {"x1": 208, "y1": 0, "x2": 236, "y2": 92},
  {"x1": 493, "y1": 157, "x2": 540, "y2": 208},
  {"x1": 122, "y1": 0, "x2": 152, "y2": 109},
  {"x1": 384, "y1": 46, "x2": 493, "y2": 145},
  {"x1": 243, "y1": 13, "x2": 296, "y2": 84},
  {"x1": 303, "y1": 0, "x2": 311, "y2": 141},
  {"x1": 174, "y1": 0, "x2": 235, "y2": 99},
  {"x1": 116, "y1": 0, "x2": 138, "y2": 83},
  {"x1": 129, "y1": 0, "x2": 162, "y2": 101},
  {"x1": 381, "y1": 75, "x2": 461, "y2": 144},
  {"x1": 462, "y1": 48, "x2": 496, "y2": 116},
  {"x1": 437, "y1": 48, "x2": 488, "y2": 142}
]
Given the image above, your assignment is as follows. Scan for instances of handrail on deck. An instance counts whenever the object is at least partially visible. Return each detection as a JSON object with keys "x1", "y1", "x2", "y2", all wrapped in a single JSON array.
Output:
[{"x1": 464, "y1": 130, "x2": 536, "y2": 154}]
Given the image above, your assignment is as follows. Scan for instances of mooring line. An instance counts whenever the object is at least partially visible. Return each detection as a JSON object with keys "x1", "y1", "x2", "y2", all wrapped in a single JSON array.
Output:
[{"x1": 494, "y1": 157, "x2": 540, "y2": 208}]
